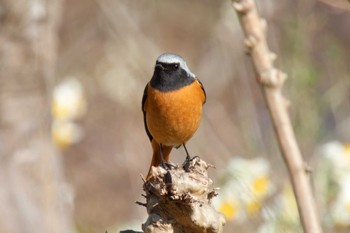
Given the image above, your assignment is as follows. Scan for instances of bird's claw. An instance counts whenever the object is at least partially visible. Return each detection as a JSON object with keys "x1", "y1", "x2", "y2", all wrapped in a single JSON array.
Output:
[
  {"x1": 182, "y1": 155, "x2": 199, "y2": 172},
  {"x1": 161, "y1": 160, "x2": 175, "y2": 170}
]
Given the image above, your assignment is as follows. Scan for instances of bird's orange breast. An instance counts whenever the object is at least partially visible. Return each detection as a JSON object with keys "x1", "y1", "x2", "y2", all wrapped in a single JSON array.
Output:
[{"x1": 145, "y1": 80, "x2": 205, "y2": 146}]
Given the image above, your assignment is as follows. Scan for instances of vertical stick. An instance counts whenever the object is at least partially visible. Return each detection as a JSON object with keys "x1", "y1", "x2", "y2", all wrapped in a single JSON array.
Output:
[
  {"x1": 231, "y1": 1, "x2": 322, "y2": 233},
  {"x1": 0, "y1": 1, "x2": 72, "y2": 233}
]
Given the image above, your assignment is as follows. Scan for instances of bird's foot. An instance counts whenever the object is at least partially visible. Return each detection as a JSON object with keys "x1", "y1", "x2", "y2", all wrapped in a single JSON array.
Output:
[
  {"x1": 182, "y1": 155, "x2": 200, "y2": 172},
  {"x1": 161, "y1": 160, "x2": 176, "y2": 170},
  {"x1": 160, "y1": 160, "x2": 175, "y2": 185}
]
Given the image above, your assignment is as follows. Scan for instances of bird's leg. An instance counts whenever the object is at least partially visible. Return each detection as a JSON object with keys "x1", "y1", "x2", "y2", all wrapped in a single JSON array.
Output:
[
  {"x1": 159, "y1": 144, "x2": 175, "y2": 170},
  {"x1": 183, "y1": 144, "x2": 199, "y2": 169},
  {"x1": 159, "y1": 143, "x2": 167, "y2": 168},
  {"x1": 159, "y1": 144, "x2": 173, "y2": 184},
  {"x1": 183, "y1": 143, "x2": 191, "y2": 164}
]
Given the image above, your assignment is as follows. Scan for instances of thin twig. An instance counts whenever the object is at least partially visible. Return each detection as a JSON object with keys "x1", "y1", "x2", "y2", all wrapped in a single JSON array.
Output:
[
  {"x1": 135, "y1": 201, "x2": 147, "y2": 207},
  {"x1": 231, "y1": 0, "x2": 323, "y2": 233}
]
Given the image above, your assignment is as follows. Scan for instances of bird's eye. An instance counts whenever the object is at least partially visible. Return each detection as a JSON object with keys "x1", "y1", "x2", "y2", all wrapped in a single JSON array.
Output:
[{"x1": 174, "y1": 64, "x2": 179, "y2": 69}]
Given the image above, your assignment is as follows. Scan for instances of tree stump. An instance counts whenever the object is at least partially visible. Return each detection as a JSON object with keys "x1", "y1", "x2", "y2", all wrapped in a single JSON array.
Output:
[{"x1": 125, "y1": 157, "x2": 225, "y2": 233}]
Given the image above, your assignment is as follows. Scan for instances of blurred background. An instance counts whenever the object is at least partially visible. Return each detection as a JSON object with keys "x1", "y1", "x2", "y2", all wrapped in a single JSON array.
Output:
[{"x1": 0, "y1": 0, "x2": 349, "y2": 233}]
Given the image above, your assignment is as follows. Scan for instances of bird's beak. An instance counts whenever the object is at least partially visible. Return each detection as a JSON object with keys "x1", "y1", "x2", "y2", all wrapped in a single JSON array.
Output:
[{"x1": 155, "y1": 63, "x2": 164, "y2": 70}]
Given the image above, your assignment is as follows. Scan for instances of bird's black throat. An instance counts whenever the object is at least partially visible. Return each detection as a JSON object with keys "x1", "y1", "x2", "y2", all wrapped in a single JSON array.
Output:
[{"x1": 150, "y1": 67, "x2": 195, "y2": 92}]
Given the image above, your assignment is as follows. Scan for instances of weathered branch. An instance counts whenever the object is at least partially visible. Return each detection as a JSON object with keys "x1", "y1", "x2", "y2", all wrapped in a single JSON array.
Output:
[
  {"x1": 231, "y1": 0, "x2": 323, "y2": 233},
  {"x1": 0, "y1": 1, "x2": 72, "y2": 233},
  {"x1": 120, "y1": 158, "x2": 225, "y2": 233}
]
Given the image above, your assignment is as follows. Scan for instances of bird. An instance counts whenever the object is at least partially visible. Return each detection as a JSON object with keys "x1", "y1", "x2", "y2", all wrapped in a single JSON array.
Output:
[{"x1": 142, "y1": 53, "x2": 206, "y2": 179}]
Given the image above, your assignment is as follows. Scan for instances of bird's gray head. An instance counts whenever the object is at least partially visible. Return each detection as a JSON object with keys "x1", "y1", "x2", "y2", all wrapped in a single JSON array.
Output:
[
  {"x1": 150, "y1": 53, "x2": 196, "y2": 92},
  {"x1": 156, "y1": 53, "x2": 195, "y2": 78}
]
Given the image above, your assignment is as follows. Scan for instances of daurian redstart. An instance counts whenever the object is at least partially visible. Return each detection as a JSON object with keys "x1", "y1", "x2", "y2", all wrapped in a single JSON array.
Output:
[{"x1": 142, "y1": 53, "x2": 206, "y2": 179}]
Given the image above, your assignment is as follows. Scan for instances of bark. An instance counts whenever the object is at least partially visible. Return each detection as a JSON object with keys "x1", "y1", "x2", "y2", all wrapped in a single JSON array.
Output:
[{"x1": 121, "y1": 158, "x2": 225, "y2": 233}]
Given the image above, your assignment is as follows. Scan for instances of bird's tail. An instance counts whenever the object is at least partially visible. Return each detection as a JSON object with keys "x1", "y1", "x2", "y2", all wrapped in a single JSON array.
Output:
[{"x1": 146, "y1": 140, "x2": 172, "y2": 179}]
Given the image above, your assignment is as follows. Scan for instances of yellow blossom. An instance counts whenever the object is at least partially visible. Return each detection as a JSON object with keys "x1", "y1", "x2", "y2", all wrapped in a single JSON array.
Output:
[
  {"x1": 245, "y1": 199, "x2": 261, "y2": 216},
  {"x1": 51, "y1": 121, "x2": 83, "y2": 149},
  {"x1": 343, "y1": 144, "x2": 350, "y2": 153},
  {"x1": 252, "y1": 176, "x2": 269, "y2": 197},
  {"x1": 52, "y1": 78, "x2": 86, "y2": 121},
  {"x1": 219, "y1": 200, "x2": 239, "y2": 220}
]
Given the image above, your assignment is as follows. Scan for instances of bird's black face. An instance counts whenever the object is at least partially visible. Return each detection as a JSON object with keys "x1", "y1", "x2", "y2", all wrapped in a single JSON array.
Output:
[{"x1": 150, "y1": 61, "x2": 195, "y2": 92}]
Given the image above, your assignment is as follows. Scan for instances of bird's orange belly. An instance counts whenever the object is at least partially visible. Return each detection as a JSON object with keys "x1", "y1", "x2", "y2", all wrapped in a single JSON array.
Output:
[{"x1": 146, "y1": 84, "x2": 203, "y2": 146}]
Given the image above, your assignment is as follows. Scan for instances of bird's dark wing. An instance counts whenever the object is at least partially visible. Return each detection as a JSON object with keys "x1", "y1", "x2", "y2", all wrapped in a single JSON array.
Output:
[
  {"x1": 197, "y1": 79, "x2": 207, "y2": 104},
  {"x1": 142, "y1": 83, "x2": 153, "y2": 141}
]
